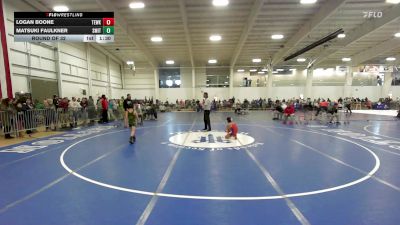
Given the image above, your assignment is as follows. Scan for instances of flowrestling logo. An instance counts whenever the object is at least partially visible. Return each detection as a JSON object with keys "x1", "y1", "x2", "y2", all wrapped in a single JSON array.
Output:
[
  {"x1": 363, "y1": 11, "x2": 383, "y2": 18},
  {"x1": 164, "y1": 131, "x2": 263, "y2": 151}
]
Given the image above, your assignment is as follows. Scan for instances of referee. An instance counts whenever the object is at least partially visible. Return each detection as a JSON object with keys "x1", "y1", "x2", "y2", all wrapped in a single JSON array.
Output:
[
  {"x1": 123, "y1": 94, "x2": 133, "y2": 111},
  {"x1": 202, "y1": 92, "x2": 211, "y2": 131},
  {"x1": 123, "y1": 94, "x2": 134, "y2": 127}
]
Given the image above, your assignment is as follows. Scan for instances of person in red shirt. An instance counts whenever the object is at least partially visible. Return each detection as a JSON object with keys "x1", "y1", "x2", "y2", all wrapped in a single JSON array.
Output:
[
  {"x1": 225, "y1": 117, "x2": 238, "y2": 139},
  {"x1": 101, "y1": 95, "x2": 109, "y2": 123},
  {"x1": 59, "y1": 97, "x2": 69, "y2": 128},
  {"x1": 283, "y1": 103, "x2": 295, "y2": 124},
  {"x1": 316, "y1": 99, "x2": 328, "y2": 116}
]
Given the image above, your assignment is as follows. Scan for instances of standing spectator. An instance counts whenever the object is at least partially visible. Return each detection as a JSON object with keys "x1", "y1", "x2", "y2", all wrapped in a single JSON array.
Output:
[
  {"x1": 15, "y1": 99, "x2": 30, "y2": 137},
  {"x1": 202, "y1": 92, "x2": 211, "y2": 131},
  {"x1": 135, "y1": 102, "x2": 144, "y2": 125},
  {"x1": 345, "y1": 98, "x2": 352, "y2": 114},
  {"x1": 96, "y1": 97, "x2": 102, "y2": 120},
  {"x1": 59, "y1": 97, "x2": 69, "y2": 128},
  {"x1": 123, "y1": 94, "x2": 133, "y2": 111},
  {"x1": 100, "y1": 95, "x2": 109, "y2": 123},
  {"x1": 68, "y1": 97, "x2": 80, "y2": 127},
  {"x1": 25, "y1": 98, "x2": 35, "y2": 133},
  {"x1": 328, "y1": 102, "x2": 339, "y2": 124},
  {"x1": 150, "y1": 101, "x2": 157, "y2": 120},
  {"x1": 87, "y1": 96, "x2": 96, "y2": 124},
  {"x1": 315, "y1": 99, "x2": 328, "y2": 116},
  {"x1": 44, "y1": 99, "x2": 56, "y2": 131},
  {"x1": 117, "y1": 99, "x2": 125, "y2": 121},
  {"x1": 34, "y1": 99, "x2": 44, "y2": 109},
  {"x1": 53, "y1": 95, "x2": 59, "y2": 109},
  {"x1": 26, "y1": 98, "x2": 34, "y2": 110},
  {"x1": 80, "y1": 97, "x2": 89, "y2": 126},
  {"x1": 108, "y1": 99, "x2": 115, "y2": 121},
  {"x1": 1, "y1": 98, "x2": 15, "y2": 139}
]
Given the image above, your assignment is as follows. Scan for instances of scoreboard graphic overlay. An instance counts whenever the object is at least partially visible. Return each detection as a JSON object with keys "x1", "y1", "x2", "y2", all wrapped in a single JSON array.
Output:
[{"x1": 14, "y1": 12, "x2": 114, "y2": 43}]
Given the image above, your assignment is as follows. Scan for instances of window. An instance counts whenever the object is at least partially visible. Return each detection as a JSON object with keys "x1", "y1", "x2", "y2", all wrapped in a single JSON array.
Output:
[
  {"x1": 205, "y1": 67, "x2": 229, "y2": 87},
  {"x1": 352, "y1": 72, "x2": 382, "y2": 86},
  {"x1": 159, "y1": 68, "x2": 181, "y2": 88},
  {"x1": 392, "y1": 72, "x2": 400, "y2": 86},
  {"x1": 206, "y1": 75, "x2": 229, "y2": 87},
  {"x1": 312, "y1": 68, "x2": 346, "y2": 86}
]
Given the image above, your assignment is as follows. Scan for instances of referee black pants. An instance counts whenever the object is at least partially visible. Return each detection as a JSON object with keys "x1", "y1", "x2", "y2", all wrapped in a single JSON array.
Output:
[{"x1": 204, "y1": 110, "x2": 211, "y2": 130}]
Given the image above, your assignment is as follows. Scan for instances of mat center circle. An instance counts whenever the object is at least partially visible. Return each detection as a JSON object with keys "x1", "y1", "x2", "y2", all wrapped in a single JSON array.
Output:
[{"x1": 168, "y1": 131, "x2": 255, "y2": 149}]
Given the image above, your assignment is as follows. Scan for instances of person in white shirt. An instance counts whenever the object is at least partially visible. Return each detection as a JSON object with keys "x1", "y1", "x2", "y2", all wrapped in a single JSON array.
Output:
[
  {"x1": 68, "y1": 97, "x2": 81, "y2": 127},
  {"x1": 202, "y1": 92, "x2": 211, "y2": 131}
]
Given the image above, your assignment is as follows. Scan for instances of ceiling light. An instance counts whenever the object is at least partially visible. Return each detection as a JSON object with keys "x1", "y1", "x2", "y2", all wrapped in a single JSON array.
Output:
[
  {"x1": 289, "y1": 69, "x2": 297, "y2": 71},
  {"x1": 166, "y1": 80, "x2": 173, "y2": 87},
  {"x1": 338, "y1": 34, "x2": 346, "y2": 38},
  {"x1": 276, "y1": 69, "x2": 284, "y2": 72},
  {"x1": 342, "y1": 57, "x2": 351, "y2": 62},
  {"x1": 249, "y1": 69, "x2": 257, "y2": 72},
  {"x1": 386, "y1": 57, "x2": 396, "y2": 61},
  {"x1": 300, "y1": 0, "x2": 317, "y2": 4},
  {"x1": 395, "y1": 32, "x2": 400, "y2": 38},
  {"x1": 208, "y1": 59, "x2": 217, "y2": 64},
  {"x1": 237, "y1": 69, "x2": 245, "y2": 72},
  {"x1": 252, "y1": 58, "x2": 262, "y2": 63},
  {"x1": 129, "y1": 2, "x2": 145, "y2": 9},
  {"x1": 271, "y1": 34, "x2": 284, "y2": 40},
  {"x1": 166, "y1": 60, "x2": 174, "y2": 65},
  {"x1": 151, "y1": 36, "x2": 163, "y2": 42},
  {"x1": 126, "y1": 61, "x2": 134, "y2": 65},
  {"x1": 258, "y1": 71, "x2": 265, "y2": 74},
  {"x1": 53, "y1": 5, "x2": 69, "y2": 12},
  {"x1": 209, "y1": 35, "x2": 222, "y2": 41},
  {"x1": 213, "y1": 0, "x2": 229, "y2": 7},
  {"x1": 297, "y1": 58, "x2": 306, "y2": 62},
  {"x1": 262, "y1": 68, "x2": 268, "y2": 71},
  {"x1": 273, "y1": 71, "x2": 278, "y2": 74},
  {"x1": 386, "y1": 0, "x2": 400, "y2": 4}
]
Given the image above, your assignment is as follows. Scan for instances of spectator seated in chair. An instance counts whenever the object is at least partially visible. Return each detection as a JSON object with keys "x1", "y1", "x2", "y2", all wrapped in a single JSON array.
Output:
[
  {"x1": 273, "y1": 101, "x2": 284, "y2": 120},
  {"x1": 144, "y1": 102, "x2": 158, "y2": 120},
  {"x1": 365, "y1": 99, "x2": 372, "y2": 109},
  {"x1": 283, "y1": 103, "x2": 295, "y2": 124},
  {"x1": 234, "y1": 102, "x2": 242, "y2": 114},
  {"x1": 159, "y1": 104, "x2": 166, "y2": 112}
]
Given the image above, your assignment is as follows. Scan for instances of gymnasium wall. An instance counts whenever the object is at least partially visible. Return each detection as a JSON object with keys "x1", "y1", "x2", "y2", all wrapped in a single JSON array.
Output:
[{"x1": 122, "y1": 64, "x2": 155, "y2": 99}]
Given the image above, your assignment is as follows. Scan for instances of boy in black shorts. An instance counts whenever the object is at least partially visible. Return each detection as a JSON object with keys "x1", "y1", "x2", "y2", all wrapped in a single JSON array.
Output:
[{"x1": 124, "y1": 99, "x2": 138, "y2": 144}]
